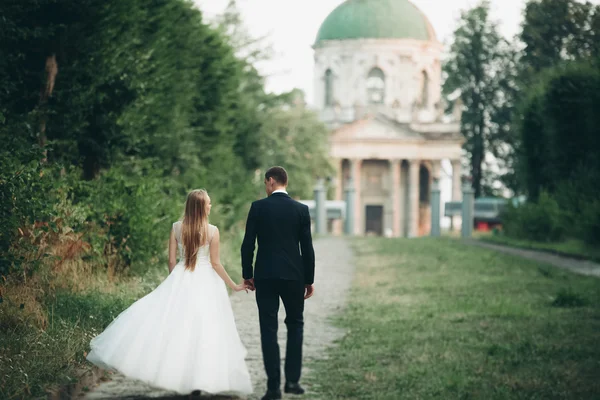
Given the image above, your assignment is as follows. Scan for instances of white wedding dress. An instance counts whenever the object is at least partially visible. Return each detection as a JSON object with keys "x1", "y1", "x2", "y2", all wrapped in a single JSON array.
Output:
[{"x1": 87, "y1": 222, "x2": 252, "y2": 395}]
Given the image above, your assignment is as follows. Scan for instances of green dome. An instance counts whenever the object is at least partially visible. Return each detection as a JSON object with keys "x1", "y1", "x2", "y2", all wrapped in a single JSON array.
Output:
[{"x1": 315, "y1": 0, "x2": 436, "y2": 45}]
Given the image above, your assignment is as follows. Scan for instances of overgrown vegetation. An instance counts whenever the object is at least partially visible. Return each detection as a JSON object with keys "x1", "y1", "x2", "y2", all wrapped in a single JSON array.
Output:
[{"x1": 0, "y1": 0, "x2": 330, "y2": 396}]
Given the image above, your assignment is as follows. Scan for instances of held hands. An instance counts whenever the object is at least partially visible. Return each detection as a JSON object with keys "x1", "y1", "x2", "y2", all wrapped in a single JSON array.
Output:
[
  {"x1": 243, "y1": 278, "x2": 255, "y2": 291},
  {"x1": 233, "y1": 282, "x2": 249, "y2": 293},
  {"x1": 232, "y1": 280, "x2": 313, "y2": 298}
]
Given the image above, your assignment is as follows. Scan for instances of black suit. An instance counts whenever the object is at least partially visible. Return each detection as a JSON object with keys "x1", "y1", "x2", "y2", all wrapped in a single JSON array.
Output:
[{"x1": 241, "y1": 192, "x2": 315, "y2": 390}]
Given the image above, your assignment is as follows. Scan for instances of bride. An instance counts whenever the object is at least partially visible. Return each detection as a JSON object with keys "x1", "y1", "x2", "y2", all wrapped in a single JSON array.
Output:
[{"x1": 87, "y1": 189, "x2": 253, "y2": 396}]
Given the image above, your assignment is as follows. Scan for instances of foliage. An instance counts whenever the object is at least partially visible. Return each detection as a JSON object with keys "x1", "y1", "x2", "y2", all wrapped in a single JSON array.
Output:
[
  {"x1": 497, "y1": 1, "x2": 600, "y2": 245},
  {"x1": 258, "y1": 94, "x2": 333, "y2": 199},
  {"x1": 0, "y1": 144, "x2": 54, "y2": 278},
  {"x1": 515, "y1": 61, "x2": 600, "y2": 244},
  {"x1": 443, "y1": 0, "x2": 600, "y2": 198},
  {"x1": 502, "y1": 192, "x2": 565, "y2": 242},
  {"x1": 580, "y1": 200, "x2": 600, "y2": 246},
  {"x1": 72, "y1": 165, "x2": 180, "y2": 274},
  {"x1": 443, "y1": 1, "x2": 519, "y2": 197},
  {"x1": 0, "y1": 0, "x2": 331, "y2": 280},
  {"x1": 520, "y1": 0, "x2": 600, "y2": 80},
  {"x1": 0, "y1": 1, "x2": 331, "y2": 395}
]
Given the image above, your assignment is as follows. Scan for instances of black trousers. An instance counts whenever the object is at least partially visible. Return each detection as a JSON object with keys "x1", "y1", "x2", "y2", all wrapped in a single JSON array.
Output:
[{"x1": 255, "y1": 279, "x2": 305, "y2": 391}]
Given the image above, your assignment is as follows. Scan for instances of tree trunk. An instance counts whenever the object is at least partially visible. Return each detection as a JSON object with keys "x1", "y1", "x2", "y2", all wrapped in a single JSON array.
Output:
[
  {"x1": 472, "y1": 117, "x2": 485, "y2": 198},
  {"x1": 38, "y1": 54, "x2": 58, "y2": 162}
]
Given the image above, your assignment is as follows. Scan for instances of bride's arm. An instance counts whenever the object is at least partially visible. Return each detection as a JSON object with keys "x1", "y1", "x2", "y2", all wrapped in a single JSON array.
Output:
[
  {"x1": 168, "y1": 228, "x2": 177, "y2": 273},
  {"x1": 209, "y1": 228, "x2": 242, "y2": 290}
]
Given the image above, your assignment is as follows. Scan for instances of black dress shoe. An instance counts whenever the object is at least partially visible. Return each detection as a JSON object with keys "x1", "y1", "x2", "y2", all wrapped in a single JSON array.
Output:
[
  {"x1": 261, "y1": 389, "x2": 282, "y2": 400},
  {"x1": 284, "y1": 382, "x2": 305, "y2": 394}
]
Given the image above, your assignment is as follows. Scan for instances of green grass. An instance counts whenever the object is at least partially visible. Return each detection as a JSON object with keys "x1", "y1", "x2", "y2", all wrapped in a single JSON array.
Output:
[
  {"x1": 0, "y1": 231, "x2": 243, "y2": 399},
  {"x1": 310, "y1": 237, "x2": 600, "y2": 400},
  {"x1": 479, "y1": 234, "x2": 600, "y2": 263},
  {"x1": 0, "y1": 288, "x2": 145, "y2": 398}
]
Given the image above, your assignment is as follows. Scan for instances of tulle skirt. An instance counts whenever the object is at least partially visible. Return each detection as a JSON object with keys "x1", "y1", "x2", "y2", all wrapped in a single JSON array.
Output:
[{"x1": 87, "y1": 260, "x2": 252, "y2": 395}]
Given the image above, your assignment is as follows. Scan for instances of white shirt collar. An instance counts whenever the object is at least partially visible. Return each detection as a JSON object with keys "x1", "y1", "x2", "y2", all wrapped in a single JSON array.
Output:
[{"x1": 272, "y1": 189, "x2": 288, "y2": 195}]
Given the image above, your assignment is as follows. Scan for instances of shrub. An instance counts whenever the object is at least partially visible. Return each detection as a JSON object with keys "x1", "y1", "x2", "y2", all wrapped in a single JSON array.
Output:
[
  {"x1": 503, "y1": 192, "x2": 565, "y2": 242},
  {"x1": 0, "y1": 146, "x2": 54, "y2": 279},
  {"x1": 580, "y1": 200, "x2": 600, "y2": 246},
  {"x1": 70, "y1": 165, "x2": 180, "y2": 275}
]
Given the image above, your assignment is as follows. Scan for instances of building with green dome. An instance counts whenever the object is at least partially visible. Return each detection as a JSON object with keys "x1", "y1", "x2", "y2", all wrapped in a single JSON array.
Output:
[
  {"x1": 314, "y1": 0, "x2": 437, "y2": 45},
  {"x1": 314, "y1": 0, "x2": 464, "y2": 238}
]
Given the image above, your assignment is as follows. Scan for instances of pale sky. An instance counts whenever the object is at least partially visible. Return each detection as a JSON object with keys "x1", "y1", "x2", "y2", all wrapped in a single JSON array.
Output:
[{"x1": 194, "y1": 0, "x2": 531, "y2": 104}]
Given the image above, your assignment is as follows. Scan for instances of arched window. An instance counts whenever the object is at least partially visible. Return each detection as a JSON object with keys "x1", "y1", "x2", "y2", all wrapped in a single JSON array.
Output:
[
  {"x1": 324, "y1": 69, "x2": 334, "y2": 107},
  {"x1": 367, "y1": 67, "x2": 385, "y2": 105},
  {"x1": 421, "y1": 71, "x2": 429, "y2": 108}
]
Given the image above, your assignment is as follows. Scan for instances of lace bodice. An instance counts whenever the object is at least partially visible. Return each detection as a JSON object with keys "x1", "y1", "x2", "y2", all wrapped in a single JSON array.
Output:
[{"x1": 172, "y1": 221, "x2": 217, "y2": 263}]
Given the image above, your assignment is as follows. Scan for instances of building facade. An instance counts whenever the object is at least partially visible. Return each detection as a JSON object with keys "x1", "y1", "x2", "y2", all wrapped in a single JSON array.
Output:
[{"x1": 313, "y1": 0, "x2": 464, "y2": 237}]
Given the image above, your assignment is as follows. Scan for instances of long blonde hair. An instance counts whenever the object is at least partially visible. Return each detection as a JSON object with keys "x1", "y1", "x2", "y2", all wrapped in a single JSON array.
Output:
[{"x1": 181, "y1": 189, "x2": 210, "y2": 271}]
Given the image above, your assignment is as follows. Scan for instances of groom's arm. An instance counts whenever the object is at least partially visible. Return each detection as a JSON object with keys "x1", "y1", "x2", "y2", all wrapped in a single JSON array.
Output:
[
  {"x1": 241, "y1": 202, "x2": 258, "y2": 280},
  {"x1": 299, "y1": 205, "x2": 315, "y2": 285}
]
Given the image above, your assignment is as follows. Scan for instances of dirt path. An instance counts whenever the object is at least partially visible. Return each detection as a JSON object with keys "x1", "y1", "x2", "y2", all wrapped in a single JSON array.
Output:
[{"x1": 466, "y1": 239, "x2": 600, "y2": 278}]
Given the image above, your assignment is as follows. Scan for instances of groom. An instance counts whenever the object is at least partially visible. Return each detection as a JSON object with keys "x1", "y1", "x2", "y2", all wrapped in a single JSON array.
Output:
[{"x1": 241, "y1": 166, "x2": 315, "y2": 400}]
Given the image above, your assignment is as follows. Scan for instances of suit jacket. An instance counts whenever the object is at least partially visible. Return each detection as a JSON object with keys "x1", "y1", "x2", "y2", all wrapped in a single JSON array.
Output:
[{"x1": 241, "y1": 192, "x2": 315, "y2": 284}]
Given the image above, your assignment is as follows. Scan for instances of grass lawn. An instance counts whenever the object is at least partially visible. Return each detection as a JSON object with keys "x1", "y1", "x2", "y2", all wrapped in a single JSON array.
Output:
[
  {"x1": 0, "y1": 286, "x2": 151, "y2": 399},
  {"x1": 310, "y1": 237, "x2": 600, "y2": 400},
  {"x1": 0, "y1": 231, "x2": 243, "y2": 399},
  {"x1": 478, "y1": 234, "x2": 600, "y2": 263}
]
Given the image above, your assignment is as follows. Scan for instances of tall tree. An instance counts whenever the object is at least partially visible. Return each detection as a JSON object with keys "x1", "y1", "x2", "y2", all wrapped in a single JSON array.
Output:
[
  {"x1": 214, "y1": 1, "x2": 333, "y2": 199},
  {"x1": 520, "y1": 0, "x2": 600, "y2": 80},
  {"x1": 214, "y1": 0, "x2": 274, "y2": 65},
  {"x1": 258, "y1": 90, "x2": 333, "y2": 199},
  {"x1": 443, "y1": 1, "x2": 518, "y2": 197}
]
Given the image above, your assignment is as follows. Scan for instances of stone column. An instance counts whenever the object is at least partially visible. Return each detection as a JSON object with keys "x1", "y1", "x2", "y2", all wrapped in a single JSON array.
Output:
[
  {"x1": 344, "y1": 177, "x2": 355, "y2": 236},
  {"x1": 408, "y1": 160, "x2": 420, "y2": 238},
  {"x1": 430, "y1": 179, "x2": 441, "y2": 237},
  {"x1": 390, "y1": 159, "x2": 401, "y2": 237},
  {"x1": 461, "y1": 182, "x2": 475, "y2": 238},
  {"x1": 350, "y1": 159, "x2": 363, "y2": 235},
  {"x1": 451, "y1": 159, "x2": 462, "y2": 232},
  {"x1": 431, "y1": 160, "x2": 442, "y2": 180},
  {"x1": 333, "y1": 158, "x2": 344, "y2": 235},
  {"x1": 451, "y1": 159, "x2": 462, "y2": 201},
  {"x1": 431, "y1": 160, "x2": 442, "y2": 234},
  {"x1": 314, "y1": 178, "x2": 327, "y2": 235}
]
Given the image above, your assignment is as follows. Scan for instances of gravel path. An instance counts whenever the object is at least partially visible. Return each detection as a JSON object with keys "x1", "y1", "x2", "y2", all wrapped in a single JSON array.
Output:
[
  {"x1": 466, "y1": 239, "x2": 600, "y2": 278},
  {"x1": 84, "y1": 237, "x2": 354, "y2": 399}
]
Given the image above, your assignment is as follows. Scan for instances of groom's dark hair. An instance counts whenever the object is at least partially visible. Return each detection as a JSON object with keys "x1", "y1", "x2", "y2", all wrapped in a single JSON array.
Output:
[{"x1": 265, "y1": 166, "x2": 288, "y2": 185}]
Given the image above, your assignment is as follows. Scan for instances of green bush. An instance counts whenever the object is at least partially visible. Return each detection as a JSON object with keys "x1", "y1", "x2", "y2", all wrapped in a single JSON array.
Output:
[
  {"x1": 503, "y1": 192, "x2": 565, "y2": 242},
  {"x1": 516, "y1": 61, "x2": 600, "y2": 246},
  {"x1": 64, "y1": 164, "x2": 180, "y2": 274},
  {"x1": 518, "y1": 62, "x2": 600, "y2": 201},
  {"x1": 0, "y1": 145, "x2": 54, "y2": 278},
  {"x1": 580, "y1": 200, "x2": 600, "y2": 246}
]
